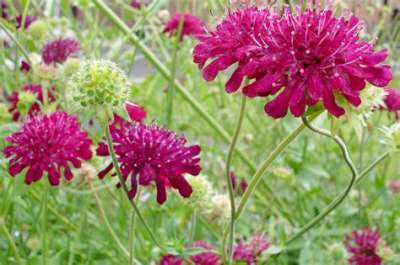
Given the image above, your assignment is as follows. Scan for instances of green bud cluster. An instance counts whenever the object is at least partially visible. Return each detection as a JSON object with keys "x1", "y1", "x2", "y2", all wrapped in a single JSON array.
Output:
[
  {"x1": 17, "y1": 91, "x2": 37, "y2": 115},
  {"x1": 69, "y1": 60, "x2": 130, "y2": 108}
]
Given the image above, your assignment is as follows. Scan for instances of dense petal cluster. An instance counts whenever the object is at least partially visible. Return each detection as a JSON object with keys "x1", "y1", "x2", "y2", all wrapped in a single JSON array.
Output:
[
  {"x1": 383, "y1": 88, "x2": 400, "y2": 113},
  {"x1": 16, "y1": 15, "x2": 37, "y2": 29},
  {"x1": 97, "y1": 115, "x2": 201, "y2": 204},
  {"x1": 3, "y1": 112, "x2": 92, "y2": 185},
  {"x1": 159, "y1": 241, "x2": 220, "y2": 265},
  {"x1": 41, "y1": 38, "x2": 80, "y2": 65},
  {"x1": 233, "y1": 235, "x2": 270, "y2": 264},
  {"x1": 194, "y1": 6, "x2": 392, "y2": 119},
  {"x1": 344, "y1": 228, "x2": 382, "y2": 265},
  {"x1": 130, "y1": 0, "x2": 150, "y2": 9},
  {"x1": 164, "y1": 13, "x2": 205, "y2": 39},
  {"x1": 20, "y1": 60, "x2": 31, "y2": 73},
  {"x1": 7, "y1": 84, "x2": 55, "y2": 121}
]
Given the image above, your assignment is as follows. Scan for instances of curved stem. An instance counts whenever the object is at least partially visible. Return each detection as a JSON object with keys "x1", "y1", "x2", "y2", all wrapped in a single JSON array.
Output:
[
  {"x1": 0, "y1": 218, "x2": 22, "y2": 264},
  {"x1": 90, "y1": 181, "x2": 130, "y2": 258},
  {"x1": 224, "y1": 96, "x2": 247, "y2": 264},
  {"x1": 104, "y1": 125, "x2": 163, "y2": 250},
  {"x1": 0, "y1": 20, "x2": 32, "y2": 65},
  {"x1": 235, "y1": 112, "x2": 321, "y2": 221},
  {"x1": 284, "y1": 116, "x2": 358, "y2": 245}
]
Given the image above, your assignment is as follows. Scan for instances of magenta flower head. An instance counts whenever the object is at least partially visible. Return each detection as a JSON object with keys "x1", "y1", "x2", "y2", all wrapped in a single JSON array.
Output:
[
  {"x1": 124, "y1": 101, "x2": 147, "y2": 123},
  {"x1": 194, "y1": 6, "x2": 392, "y2": 119},
  {"x1": 233, "y1": 234, "x2": 270, "y2": 264},
  {"x1": 130, "y1": 0, "x2": 150, "y2": 9},
  {"x1": 20, "y1": 60, "x2": 31, "y2": 73},
  {"x1": 1, "y1": 1, "x2": 8, "y2": 19},
  {"x1": 344, "y1": 228, "x2": 382, "y2": 265},
  {"x1": 97, "y1": 115, "x2": 201, "y2": 204},
  {"x1": 383, "y1": 88, "x2": 400, "y2": 113},
  {"x1": 388, "y1": 179, "x2": 400, "y2": 194},
  {"x1": 16, "y1": 15, "x2": 37, "y2": 29},
  {"x1": 7, "y1": 84, "x2": 55, "y2": 121},
  {"x1": 159, "y1": 241, "x2": 220, "y2": 265},
  {"x1": 3, "y1": 111, "x2": 93, "y2": 185},
  {"x1": 164, "y1": 13, "x2": 205, "y2": 40},
  {"x1": 41, "y1": 38, "x2": 80, "y2": 65}
]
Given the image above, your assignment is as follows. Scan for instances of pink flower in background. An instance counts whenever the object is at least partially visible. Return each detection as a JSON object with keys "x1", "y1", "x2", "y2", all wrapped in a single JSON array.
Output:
[
  {"x1": 41, "y1": 38, "x2": 80, "y2": 65},
  {"x1": 383, "y1": 88, "x2": 400, "y2": 112},
  {"x1": 124, "y1": 101, "x2": 146, "y2": 123},
  {"x1": 20, "y1": 60, "x2": 31, "y2": 73},
  {"x1": 344, "y1": 228, "x2": 382, "y2": 265},
  {"x1": 96, "y1": 115, "x2": 201, "y2": 204},
  {"x1": 164, "y1": 13, "x2": 205, "y2": 40},
  {"x1": 233, "y1": 234, "x2": 270, "y2": 264},
  {"x1": 159, "y1": 255, "x2": 183, "y2": 265},
  {"x1": 1, "y1": 1, "x2": 8, "y2": 19},
  {"x1": 7, "y1": 84, "x2": 56, "y2": 121},
  {"x1": 159, "y1": 241, "x2": 220, "y2": 265},
  {"x1": 190, "y1": 241, "x2": 220, "y2": 265},
  {"x1": 194, "y1": 6, "x2": 392, "y2": 119},
  {"x1": 388, "y1": 180, "x2": 400, "y2": 194},
  {"x1": 130, "y1": 0, "x2": 150, "y2": 9},
  {"x1": 16, "y1": 15, "x2": 37, "y2": 29},
  {"x1": 3, "y1": 112, "x2": 92, "y2": 185}
]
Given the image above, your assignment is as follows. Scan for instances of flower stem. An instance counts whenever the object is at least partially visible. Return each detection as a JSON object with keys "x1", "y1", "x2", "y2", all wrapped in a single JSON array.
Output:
[
  {"x1": 235, "y1": 112, "x2": 321, "y2": 221},
  {"x1": 0, "y1": 21, "x2": 32, "y2": 65},
  {"x1": 104, "y1": 124, "x2": 163, "y2": 250},
  {"x1": 165, "y1": 1, "x2": 187, "y2": 127},
  {"x1": 355, "y1": 151, "x2": 390, "y2": 185},
  {"x1": 41, "y1": 184, "x2": 49, "y2": 265},
  {"x1": 0, "y1": 218, "x2": 22, "y2": 264},
  {"x1": 224, "y1": 96, "x2": 247, "y2": 264},
  {"x1": 284, "y1": 116, "x2": 358, "y2": 245},
  {"x1": 90, "y1": 180, "x2": 130, "y2": 258}
]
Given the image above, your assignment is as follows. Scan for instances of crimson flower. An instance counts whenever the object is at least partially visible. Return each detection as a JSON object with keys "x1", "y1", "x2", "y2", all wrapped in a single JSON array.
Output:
[
  {"x1": 97, "y1": 115, "x2": 201, "y2": 204},
  {"x1": 41, "y1": 38, "x2": 80, "y2": 65},
  {"x1": 124, "y1": 101, "x2": 146, "y2": 123},
  {"x1": 130, "y1": 0, "x2": 150, "y2": 9},
  {"x1": 20, "y1": 60, "x2": 31, "y2": 73},
  {"x1": 1, "y1": 1, "x2": 8, "y2": 19},
  {"x1": 7, "y1": 84, "x2": 55, "y2": 121},
  {"x1": 164, "y1": 13, "x2": 205, "y2": 40},
  {"x1": 233, "y1": 234, "x2": 270, "y2": 264},
  {"x1": 230, "y1": 172, "x2": 248, "y2": 194},
  {"x1": 159, "y1": 241, "x2": 220, "y2": 265},
  {"x1": 344, "y1": 228, "x2": 382, "y2": 265},
  {"x1": 194, "y1": 6, "x2": 392, "y2": 119},
  {"x1": 383, "y1": 88, "x2": 400, "y2": 112},
  {"x1": 3, "y1": 112, "x2": 93, "y2": 185},
  {"x1": 16, "y1": 15, "x2": 37, "y2": 29}
]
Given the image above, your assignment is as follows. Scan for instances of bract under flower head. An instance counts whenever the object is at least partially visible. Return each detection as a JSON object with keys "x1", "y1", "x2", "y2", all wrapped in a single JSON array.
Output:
[
  {"x1": 194, "y1": 6, "x2": 392, "y2": 119},
  {"x1": 70, "y1": 60, "x2": 130, "y2": 108}
]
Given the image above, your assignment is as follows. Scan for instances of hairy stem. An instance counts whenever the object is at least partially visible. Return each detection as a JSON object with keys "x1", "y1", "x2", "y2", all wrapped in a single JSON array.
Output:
[
  {"x1": 284, "y1": 116, "x2": 358, "y2": 245},
  {"x1": 225, "y1": 96, "x2": 247, "y2": 264}
]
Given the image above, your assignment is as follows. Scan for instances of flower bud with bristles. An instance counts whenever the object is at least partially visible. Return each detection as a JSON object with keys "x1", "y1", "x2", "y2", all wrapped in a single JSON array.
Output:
[
  {"x1": 69, "y1": 60, "x2": 130, "y2": 108},
  {"x1": 183, "y1": 175, "x2": 213, "y2": 209}
]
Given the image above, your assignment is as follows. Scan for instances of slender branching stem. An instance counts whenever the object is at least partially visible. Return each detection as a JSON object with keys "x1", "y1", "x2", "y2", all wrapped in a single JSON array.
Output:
[
  {"x1": 284, "y1": 116, "x2": 358, "y2": 245},
  {"x1": 0, "y1": 21, "x2": 32, "y2": 65},
  {"x1": 224, "y1": 96, "x2": 247, "y2": 264}
]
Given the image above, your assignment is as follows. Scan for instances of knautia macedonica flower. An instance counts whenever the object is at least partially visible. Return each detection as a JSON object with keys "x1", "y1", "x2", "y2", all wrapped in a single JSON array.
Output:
[
  {"x1": 194, "y1": 6, "x2": 392, "y2": 119},
  {"x1": 1, "y1": 1, "x2": 8, "y2": 19},
  {"x1": 41, "y1": 38, "x2": 80, "y2": 65},
  {"x1": 164, "y1": 13, "x2": 205, "y2": 39},
  {"x1": 159, "y1": 241, "x2": 220, "y2": 265},
  {"x1": 383, "y1": 88, "x2": 400, "y2": 114},
  {"x1": 3, "y1": 111, "x2": 92, "y2": 185},
  {"x1": 388, "y1": 179, "x2": 400, "y2": 194},
  {"x1": 7, "y1": 84, "x2": 55, "y2": 121},
  {"x1": 20, "y1": 60, "x2": 31, "y2": 73},
  {"x1": 344, "y1": 228, "x2": 382, "y2": 265},
  {"x1": 233, "y1": 234, "x2": 270, "y2": 264},
  {"x1": 96, "y1": 115, "x2": 201, "y2": 204},
  {"x1": 69, "y1": 60, "x2": 130, "y2": 108},
  {"x1": 130, "y1": 0, "x2": 150, "y2": 9},
  {"x1": 16, "y1": 15, "x2": 37, "y2": 29},
  {"x1": 124, "y1": 101, "x2": 146, "y2": 123}
]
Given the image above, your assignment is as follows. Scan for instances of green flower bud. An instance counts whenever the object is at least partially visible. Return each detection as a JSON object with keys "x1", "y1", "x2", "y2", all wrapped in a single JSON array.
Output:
[
  {"x1": 377, "y1": 239, "x2": 395, "y2": 261},
  {"x1": 202, "y1": 194, "x2": 231, "y2": 225},
  {"x1": 27, "y1": 20, "x2": 47, "y2": 40},
  {"x1": 26, "y1": 237, "x2": 41, "y2": 251},
  {"x1": 328, "y1": 243, "x2": 348, "y2": 263},
  {"x1": 69, "y1": 60, "x2": 130, "y2": 108},
  {"x1": 34, "y1": 63, "x2": 60, "y2": 80},
  {"x1": 62, "y1": 58, "x2": 81, "y2": 77},
  {"x1": 17, "y1": 91, "x2": 37, "y2": 115},
  {"x1": 183, "y1": 175, "x2": 213, "y2": 209}
]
